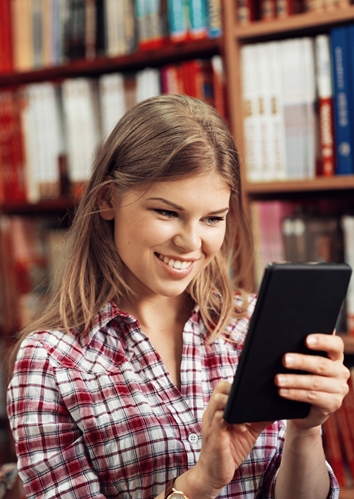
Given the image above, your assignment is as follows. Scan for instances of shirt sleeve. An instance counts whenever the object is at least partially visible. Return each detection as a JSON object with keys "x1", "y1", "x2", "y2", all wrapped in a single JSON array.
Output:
[
  {"x1": 7, "y1": 336, "x2": 109, "y2": 499},
  {"x1": 256, "y1": 422, "x2": 339, "y2": 499}
]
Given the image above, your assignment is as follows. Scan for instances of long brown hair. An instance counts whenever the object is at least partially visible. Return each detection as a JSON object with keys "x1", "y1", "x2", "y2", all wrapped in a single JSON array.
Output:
[{"x1": 9, "y1": 94, "x2": 253, "y2": 369}]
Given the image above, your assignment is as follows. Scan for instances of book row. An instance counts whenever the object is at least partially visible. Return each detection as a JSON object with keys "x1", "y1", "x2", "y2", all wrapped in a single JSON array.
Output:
[
  {"x1": 241, "y1": 29, "x2": 354, "y2": 183},
  {"x1": 0, "y1": 0, "x2": 222, "y2": 73},
  {"x1": 0, "y1": 55, "x2": 226, "y2": 203},
  {"x1": 322, "y1": 369, "x2": 354, "y2": 490},
  {"x1": 250, "y1": 200, "x2": 354, "y2": 335},
  {"x1": 0, "y1": 215, "x2": 69, "y2": 335},
  {"x1": 236, "y1": 0, "x2": 350, "y2": 24}
]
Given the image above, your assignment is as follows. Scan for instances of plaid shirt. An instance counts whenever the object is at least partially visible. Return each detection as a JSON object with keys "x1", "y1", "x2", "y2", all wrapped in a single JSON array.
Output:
[{"x1": 7, "y1": 299, "x2": 339, "y2": 499}]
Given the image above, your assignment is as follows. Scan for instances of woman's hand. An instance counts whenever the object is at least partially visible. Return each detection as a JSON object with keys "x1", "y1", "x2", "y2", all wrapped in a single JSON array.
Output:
[
  {"x1": 274, "y1": 332, "x2": 350, "y2": 431},
  {"x1": 189, "y1": 380, "x2": 272, "y2": 497}
]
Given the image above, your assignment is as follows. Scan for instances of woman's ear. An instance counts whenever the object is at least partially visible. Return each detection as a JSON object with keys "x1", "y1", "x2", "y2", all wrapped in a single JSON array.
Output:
[{"x1": 98, "y1": 184, "x2": 115, "y2": 220}]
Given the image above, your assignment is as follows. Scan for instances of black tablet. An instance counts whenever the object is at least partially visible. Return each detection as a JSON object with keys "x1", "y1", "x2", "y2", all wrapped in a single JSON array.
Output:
[{"x1": 223, "y1": 262, "x2": 352, "y2": 424}]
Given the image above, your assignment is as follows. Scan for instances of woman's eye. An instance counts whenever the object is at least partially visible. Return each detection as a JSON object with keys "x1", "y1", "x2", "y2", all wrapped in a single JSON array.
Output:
[
  {"x1": 206, "y1": 217, "x2": 225, "y2": 226},
  {"x1": 154, "y1": 209, "x2": 178, "y2": 218}
]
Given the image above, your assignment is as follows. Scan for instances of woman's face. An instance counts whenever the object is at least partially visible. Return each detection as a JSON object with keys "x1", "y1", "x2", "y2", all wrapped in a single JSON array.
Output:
[{"x1": 99, "y1": 172, "x2": 231, "y2": 301}]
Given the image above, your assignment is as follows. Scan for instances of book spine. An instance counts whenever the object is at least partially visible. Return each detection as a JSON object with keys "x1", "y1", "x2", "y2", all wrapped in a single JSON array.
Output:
[
  {"x1": 330, "y1": 26, "x2": 354, "y2": 175},
  {"x1": 240, "y1": 44, "x2": 263, "y2": 181},
  {"x1": 205, "y1": 0, "x2": 222, "y2": 38},
  {"x1": 322, "y1": 414, "x2": 349, "y2": 488},
  {"x1": 260, "y1": 0, "x2": 276, "y2": 20},
  {"x1": 0, "y1": 0, "x2": 14, "y2": 72},
  {"x1": 167, "y1": 0, "x2": 188, "y2": 43},
  {"x1": 301, "y1": 37, "x2": 317, "y2": 179},
  {"x1": 341, "y1": 215, "x2": 354, "y2": 335},
  {"x1": 188, "y1": 0, "x2": 207, "y2": 40},
  {"x1": 315, "y1": 34, "x2": 336, "y2": 176},
  {"x1": 236, "y1": 0, "x2": 256, "y2": 24},
  {"x1": 280, "y1": 38, "x2": 306, "y2": 179}
]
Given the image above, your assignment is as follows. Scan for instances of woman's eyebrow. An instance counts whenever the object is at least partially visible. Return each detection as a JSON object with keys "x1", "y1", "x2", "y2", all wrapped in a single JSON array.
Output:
[{"x1": 147, "y1": 197, "x2": 229, "y2": 214}]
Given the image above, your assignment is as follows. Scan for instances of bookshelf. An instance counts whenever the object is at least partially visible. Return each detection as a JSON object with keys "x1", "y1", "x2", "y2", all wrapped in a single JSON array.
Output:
[{"x1": 222, "y1": 1, "x2": 354, "y2": 497}]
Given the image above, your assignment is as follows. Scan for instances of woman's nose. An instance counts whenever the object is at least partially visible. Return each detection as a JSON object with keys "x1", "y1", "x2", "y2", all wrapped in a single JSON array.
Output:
[{"x1": 172, "y1": 223, "x2": 202, "y2": 252}]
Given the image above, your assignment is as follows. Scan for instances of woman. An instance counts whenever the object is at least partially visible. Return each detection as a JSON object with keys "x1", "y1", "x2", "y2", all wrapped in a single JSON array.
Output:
[{"x1": 7, "y1": 94, "x2": 349, "y2": 499}]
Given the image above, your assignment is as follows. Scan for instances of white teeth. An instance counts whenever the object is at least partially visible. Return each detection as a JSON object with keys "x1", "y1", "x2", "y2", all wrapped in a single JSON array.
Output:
[{"x1": 158, "y1": 254, "x2": 192, "y2": 270}]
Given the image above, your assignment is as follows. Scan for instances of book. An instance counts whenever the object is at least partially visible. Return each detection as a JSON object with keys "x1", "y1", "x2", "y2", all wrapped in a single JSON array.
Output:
[
  {"x1": 206, "y1": 0, "x2": 222, "y2": 38},
  {"x1": 314, "y1": 34, "x2": 336, "y2": 176},
  {"x1": 160, "y1": 63, "x2": 184, "y2": 94},
  {"x1": 99, "y1": 72, "x2": 126, "y2": 139},
  {"x1": 250, "y1": 200, "x2": 294, "y2": 289},
  {"x1": 61, "y1": 77, "x2": 101, "y2": 197},
  {"x1": 260, "y1": 0, "x2": 276, "y2": 20},
  {"x1": 168, "y1": 0, "x2": 188, "y2": 43},
  {"x1": 330, "y1": 26, "x2": 354, "y2": 175},
  {"x1": 105, "y1": 0, "x2": 127, "y2": 57},
  {"x1": 275, "y1": 0, "x2": 303, "y2": 16},
  {"x1": 136, "y1": 68, "x2": 161, "y2": 103},
  {"x1": 280, "y1": 38, "x2": 306, "y2": 179},
  {"x1": 341, "y1": 215, "x2": 354, "y2": 335},
  {"x1": 256, "y1": 42, "x2": 277, "y2": 180},
  {"x1": 236, "y1": 0, "x2": 256, "y2": 23},
  {"x1": 211, "y1": 55, "x2": 227, "y2": 121},
  {"x1": 188, "y1": 0, "x2": 208, "y2": 40},
  {"x1": 335, "y1": 393, "x2": 354, "y2": 485},
  {"x1": 300, "y1": 37, "x2": 317, "y2": 179},
  {"x1": 266, "y1": 41, "x2": 287, "y2": 180},
  {"x1": 322, "y1": 413, "x2": 349, "y2": 488},
  {"x1": 240, "y1": 44, "x2": 262, "y2": 181},
  {"x1": 11, "y1": 0, "x2": 34, "y2": 71},
  {"x1": 0, "y1": 0, "x2": 13, "y2": 72}
]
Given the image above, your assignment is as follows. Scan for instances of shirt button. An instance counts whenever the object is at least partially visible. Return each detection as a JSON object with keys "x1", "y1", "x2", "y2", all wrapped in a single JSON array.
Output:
[{"x1": 188, "y1": 433, "x2": 199, "y2": 444}]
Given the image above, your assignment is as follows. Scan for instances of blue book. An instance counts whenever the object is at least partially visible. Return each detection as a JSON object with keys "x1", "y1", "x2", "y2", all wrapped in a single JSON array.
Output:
[
  {"x1": 330, "y1": 26, "x2": 354, "y2": 175},
  {"x1": 206, "y1": 0, "x2": 222, "y2": 38}
]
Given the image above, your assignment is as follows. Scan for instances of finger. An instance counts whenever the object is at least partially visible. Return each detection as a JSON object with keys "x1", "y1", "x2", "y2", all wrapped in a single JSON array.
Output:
[
  {"x1": 203, "y1": 381, "x2": 231, "y2": 427},
  {"x1": 277, "y1": 385, "x2": 346, "y2": 413},
  {"x1": 305, "y1": 333, "x2": 345, "y2": 361},
  {"x1": 275, "y1": 371, "x2": 350, "y2": 396},
  {"x1": 282, "y1": 351, "x2": 348, "y2": 378}
]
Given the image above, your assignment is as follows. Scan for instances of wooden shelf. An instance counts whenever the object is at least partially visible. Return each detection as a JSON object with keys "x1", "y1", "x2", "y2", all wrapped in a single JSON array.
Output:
[
  {"x1": 233, "y1": 6, "x2": 354, "y2": 41},
  {"x1": 244, "y1": 175, "x2": 354, "y2": 195},
  {"x1": 0, "y1": 38, "x2": 221, "y2": 86},
  {"x1": 0, "y1": 198, "x2": 77, "y2": 216}
]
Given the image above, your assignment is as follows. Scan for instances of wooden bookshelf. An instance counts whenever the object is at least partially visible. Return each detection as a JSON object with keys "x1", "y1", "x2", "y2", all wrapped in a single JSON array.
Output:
[
  {"x1": 0, "y1": 38, "x2": 221, "y2": 86},
  {"x1": 223, "y1": 2, "x2": 354, "y2": 496}
]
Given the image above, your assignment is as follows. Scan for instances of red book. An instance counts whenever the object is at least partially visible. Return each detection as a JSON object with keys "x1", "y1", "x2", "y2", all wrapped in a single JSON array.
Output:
[
  {"x1": 0, "y1": 0, "x2": 13, "y2": 72},
  {"x1": 322, "y1": 414, "x2": 349, "y2": 488},
  {"x1": 335, "y1": 394, "x2": 354, "y2": 482},
  {"x1": 236, "y1": 0, "x2": 256, "y2": 23},
  {"x1": 260, "y1": 0, "x2": 276, "y2": 20},
  {"x1": 276, "y1": 0, "x2": 303, "y2": 16},
  {"x1": 315, "y1": 35, "x2": 336, "y2": 176}
]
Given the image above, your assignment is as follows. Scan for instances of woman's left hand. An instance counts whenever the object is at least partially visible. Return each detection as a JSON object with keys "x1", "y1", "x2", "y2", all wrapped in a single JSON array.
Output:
[{"x1": 274, "y1": 332, "x2": 350, "y2": 430}]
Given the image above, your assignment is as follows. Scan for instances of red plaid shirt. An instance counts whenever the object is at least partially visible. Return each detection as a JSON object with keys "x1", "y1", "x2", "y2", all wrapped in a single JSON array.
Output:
[{"x1": 7, "y1": 298, "x2": 339, "y2": 499}]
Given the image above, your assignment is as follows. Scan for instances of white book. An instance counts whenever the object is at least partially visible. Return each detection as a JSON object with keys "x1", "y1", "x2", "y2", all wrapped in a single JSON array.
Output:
[
  {"x1": 315, "y1": 34, "x2": 336, "y2": 177},
  {"x1": 20, "y1": 85, "x2": 41, "y2": 203},
  {"x1": 99, "y1": 73, "x2": 126, "y2": 140},
  {"x1": 105, "y1": 0, "x2": 127, "y2": 57},
  {"x1": 280, "y1": 38, "x2": 306, "y2": 179},
  {"x1": 341, "y1": 215, "x2": 354, "y2": 335},
  {"x1": 240, "y1": 44, "x2": 262, "y2": 182},
  {"x1": 136, "y1": 68, "x2": 161, "y2": 103},
  {"x1": 256, "y1": 43, "x2": 276, "y2": 181},
  {"x1": 300, "y1": 37, "x2": 317, "y2": 178},
  {"x1": 266, "y1": 41, "x2": 287, "y2": 180},
  {"x1": 62, "y1": 78, "x2": 101, "y2": 188}
]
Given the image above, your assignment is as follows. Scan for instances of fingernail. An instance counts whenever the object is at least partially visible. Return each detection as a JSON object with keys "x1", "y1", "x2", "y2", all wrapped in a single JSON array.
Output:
[
  {"x1": 277, "y1": 375, "x2": 287, "y2": 386},
  {"x1": 285, "y1": 354, "x2": 295, "y2": 366},
  {"x1": 307, "y1": 336, "x2": 317, "y2": 345}
]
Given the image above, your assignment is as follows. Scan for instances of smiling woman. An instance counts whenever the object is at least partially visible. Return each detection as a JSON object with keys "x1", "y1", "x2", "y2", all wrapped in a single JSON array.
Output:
[{"x1": 6, "y1": 94, "x2": 349, "y2": 499}]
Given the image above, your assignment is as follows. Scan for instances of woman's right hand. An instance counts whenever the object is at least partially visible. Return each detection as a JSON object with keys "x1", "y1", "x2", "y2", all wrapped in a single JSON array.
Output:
[{"x1": 187, "y1": 380, "x2": 272, "y2": 498}]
